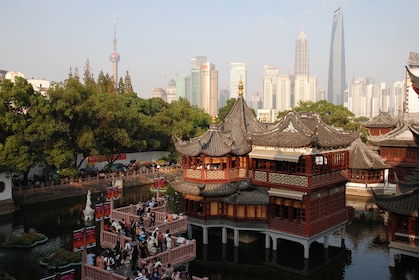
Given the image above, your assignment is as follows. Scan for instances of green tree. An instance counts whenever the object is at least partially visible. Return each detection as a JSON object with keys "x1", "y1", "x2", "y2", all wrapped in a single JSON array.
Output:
[
  {"x1": 0, "y1": 77, "x2": 41, "y2": 177},
  {"x1": 218, "y1": 98, "x2": 236, "y2": 120}
]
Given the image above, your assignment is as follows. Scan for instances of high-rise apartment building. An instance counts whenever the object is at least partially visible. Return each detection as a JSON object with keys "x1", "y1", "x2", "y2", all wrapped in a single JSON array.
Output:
[
  {"x1": 276, "y1": 75, "x2": 293, "y2": 112},
  {"x1": 190, "y1": 56, "x2": 207, "y2": 107},
  {"x1": 200, "y1": 62, "x2": 218, "y2": 116},
  {"x1": 262, "y1": 65, "x2": 279, "y2": 110},
  {"x1": 348, "y1": 77, "x2": 381, "y2": 118},
  {"x1": 391, "y1": 81, "x2": 405, "y2": 117},
  {"x1": 327, "y1": 7, "x2": 346, "y2": 105},
  {"x1": 230, "y1": 63, "x2": 247, "y2": 99}
]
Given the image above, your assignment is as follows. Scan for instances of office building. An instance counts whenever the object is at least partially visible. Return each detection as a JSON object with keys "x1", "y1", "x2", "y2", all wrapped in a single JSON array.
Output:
[
  {"x1": 190, "y1": 56, "x2": 207, "y2": 107},
  {"x1": 327, "y1": 7, "x2": 346, "y2": 105}
]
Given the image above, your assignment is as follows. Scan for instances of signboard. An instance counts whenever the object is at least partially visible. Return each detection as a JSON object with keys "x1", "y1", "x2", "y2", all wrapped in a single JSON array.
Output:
[
  {"x1": 95, "y1": 202, "x2": 111, "y2": 221},
  {"x1": 73, "y1": 229, "x2": 84, "y2": 252}
]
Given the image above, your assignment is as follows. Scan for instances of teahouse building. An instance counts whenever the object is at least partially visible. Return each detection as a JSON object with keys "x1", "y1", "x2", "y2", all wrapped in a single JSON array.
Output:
[{"x1": 173, "y1": 81, "x2": 358, "y2": 259}]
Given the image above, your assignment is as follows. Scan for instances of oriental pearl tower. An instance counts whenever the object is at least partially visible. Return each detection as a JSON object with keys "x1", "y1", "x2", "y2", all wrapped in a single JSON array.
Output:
[{"x1": 109, "y1": 14, "x2": 120, "y2": 90}]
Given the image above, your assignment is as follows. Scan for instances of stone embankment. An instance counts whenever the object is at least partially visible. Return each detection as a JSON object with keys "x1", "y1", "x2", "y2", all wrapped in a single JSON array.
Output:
[{"x1": 12, "y1": 168, "x2": 183, "y2": 207}]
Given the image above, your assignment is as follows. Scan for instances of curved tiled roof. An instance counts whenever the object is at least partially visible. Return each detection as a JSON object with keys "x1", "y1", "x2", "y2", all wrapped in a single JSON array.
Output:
[
  {"x1": 221, "y1": 190, "x2": 269, "y2": 205},
  {"x1": 406, "y1": 66, "x2": 419, "y2": 95},
  {"x1": 361, "y1": 111, "x2": 398, "y2": 128},
  {"x1": 171, "y1": 179, "x2": 261, "y2": 199},
  {"x1": 348, "y1": 138, "x2": 389, "y2": 169},
  {"x1": 369, "y1": 122, "x2": 419, "y2": 147},
  {"x1": 174, "y1": 81, "x2": 266, "y2": 157},
  {"x1": 174, "y1": 120, "x2": 237, "y2": 156},
  {"x1": 251, "y1": 111, "x2": 358, "y2": 149},
  {"x1": 373, "y1": 187, "x2": 419, "y2": 217}
]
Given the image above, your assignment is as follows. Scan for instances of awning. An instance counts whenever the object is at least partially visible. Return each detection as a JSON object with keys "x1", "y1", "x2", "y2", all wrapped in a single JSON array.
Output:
[
  {"x1": 249, "y1": 149, "x2": 303, "y2": 163},
  {"x1": 268, "y1": 188, "x2": 307, "y2": 200}
]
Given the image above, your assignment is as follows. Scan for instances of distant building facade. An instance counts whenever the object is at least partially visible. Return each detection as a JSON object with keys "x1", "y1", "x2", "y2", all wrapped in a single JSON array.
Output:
[
  {"x1": 166, "y1": 79, "x2": 177, "y2": 103},
  {"x1": 230, "y1": 63, "x2": 247, "y2": 99}
]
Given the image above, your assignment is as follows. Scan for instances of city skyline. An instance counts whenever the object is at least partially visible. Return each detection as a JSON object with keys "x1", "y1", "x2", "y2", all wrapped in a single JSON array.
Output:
[{"x1": 1, "y1": 1, "x2": 418, "y2": 100}]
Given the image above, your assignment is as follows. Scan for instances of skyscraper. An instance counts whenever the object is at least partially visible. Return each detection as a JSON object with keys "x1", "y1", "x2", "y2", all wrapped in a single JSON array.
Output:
[
  {"x1": 109, "y1": 14, "x2": 120, "y2": 90},
  {"x1": 295, "y1": 29, "x2": 309, "y2": 76},
  {"x1": 200, "y1": 62, "x2": 218, "y2": 116},
  {"x1": 294, "y1": 29, "x2": 317, "y2": 106},
  {"x1": 327, "y1": 7, "x2": 346, "y2": 105},
  {"x1": 230, "y1": 63, "x2": 247, "y2": 99},
  {"x1": 190, "y1": 55, "x2": 207, "y2": 107}
]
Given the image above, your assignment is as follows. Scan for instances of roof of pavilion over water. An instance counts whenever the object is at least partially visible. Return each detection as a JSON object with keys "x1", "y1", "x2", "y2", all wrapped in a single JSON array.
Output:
[
  {"x1": 250, "y1": 111, "x2": 359, "y2": 150},
  {"x1": 174, "y1": 79, "x2": 267, "y2": 157}
]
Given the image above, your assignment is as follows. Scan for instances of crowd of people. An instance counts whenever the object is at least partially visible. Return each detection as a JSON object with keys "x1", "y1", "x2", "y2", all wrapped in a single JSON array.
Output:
[{"x1": 86, "y1": 195, "x2": 191, "y2": 280}]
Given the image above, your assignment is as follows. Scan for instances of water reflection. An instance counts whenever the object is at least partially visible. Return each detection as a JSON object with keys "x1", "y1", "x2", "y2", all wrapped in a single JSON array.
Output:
[{"x1": 0, "y1": 187, "x2": 417, "y2": 280}]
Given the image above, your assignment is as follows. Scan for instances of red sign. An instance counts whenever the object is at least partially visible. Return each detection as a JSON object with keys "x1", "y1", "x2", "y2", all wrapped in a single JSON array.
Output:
[{"x1": 87, "y1": 154, "x2": 126, "y2": 163}]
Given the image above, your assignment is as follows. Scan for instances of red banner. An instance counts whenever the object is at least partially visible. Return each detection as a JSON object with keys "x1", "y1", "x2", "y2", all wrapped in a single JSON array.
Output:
[
  {"x1": 95, "y1": 204, "x2": 103, "y2": 221},
  {"x1": 87, "y1": 154, "x2": 126, "y2": 163},
  {"x1": 85, "y1": 226, "x2": 96, "y2": 249},
  {"x1": 73, "y1": 229, "x2": 84, "y2": 252},
  {"x1": 104, "y1": 202, "x2": 111, "y2": 218}
]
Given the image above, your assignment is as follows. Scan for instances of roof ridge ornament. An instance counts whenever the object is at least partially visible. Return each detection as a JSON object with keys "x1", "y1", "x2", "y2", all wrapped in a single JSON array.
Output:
[
  {"x1": 283, "y1": 121, "x2": 298, "y2": 132},
  {"x1": 238, "y1": 79, "x2": 244, "y2": 97}
]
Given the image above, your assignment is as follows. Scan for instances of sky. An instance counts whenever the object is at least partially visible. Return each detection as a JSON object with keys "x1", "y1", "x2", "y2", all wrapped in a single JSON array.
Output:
[{"x1": 1, "y1": 0, "x2": 419, "y2": 100}]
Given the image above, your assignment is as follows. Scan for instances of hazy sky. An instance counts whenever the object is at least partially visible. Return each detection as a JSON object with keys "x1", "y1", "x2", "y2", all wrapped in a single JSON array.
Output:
[{"x1": 1, "y1": 0, "x2": 418, "y2": 100}]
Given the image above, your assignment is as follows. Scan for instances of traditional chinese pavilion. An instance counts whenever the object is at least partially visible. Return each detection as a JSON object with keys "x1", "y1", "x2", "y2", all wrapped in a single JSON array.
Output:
[
  {"x1": 373, "y1": 178, "x2": 419, "y2": 267},
  {"x1": 361, "y1": 111, "x2": 399, "y2": 136},
  {"x1": 173, "y1": 81, "x2": 358, "y2": 259},
  {"x1": 345, "y1": 138, "x2": 392, "y2": 196}
]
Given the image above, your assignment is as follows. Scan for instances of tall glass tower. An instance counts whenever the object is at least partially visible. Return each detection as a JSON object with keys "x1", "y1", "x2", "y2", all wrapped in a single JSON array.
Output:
[
  {"x1": 327, "y1": 7, "x2": 346, "y2": 105},
  {"x1": 295, "y1": 29, "x2": 309, "y2": 75}
]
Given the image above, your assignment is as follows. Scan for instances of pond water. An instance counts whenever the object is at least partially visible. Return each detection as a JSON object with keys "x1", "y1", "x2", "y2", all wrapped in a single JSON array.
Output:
[{"x1": 0, "y1": 186, "x2": 417, "y2": 280}]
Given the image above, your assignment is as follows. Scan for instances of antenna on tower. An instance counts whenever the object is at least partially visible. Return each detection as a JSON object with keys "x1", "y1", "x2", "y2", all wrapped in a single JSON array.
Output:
[
  {"x1": 113, "y1": 13, "x2": 117, "y2": 52},
  {"x1": 109, "y1": 13, "x2": 121, "y2": 92}
]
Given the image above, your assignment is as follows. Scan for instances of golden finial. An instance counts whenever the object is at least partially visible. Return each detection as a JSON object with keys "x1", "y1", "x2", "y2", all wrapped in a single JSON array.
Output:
[
  {"x1": 211, "y1": 115, "x2": 217, "y2": 123},
  {"x1": 238, "y1": 79, "x2": 243, "y2": 96}
]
